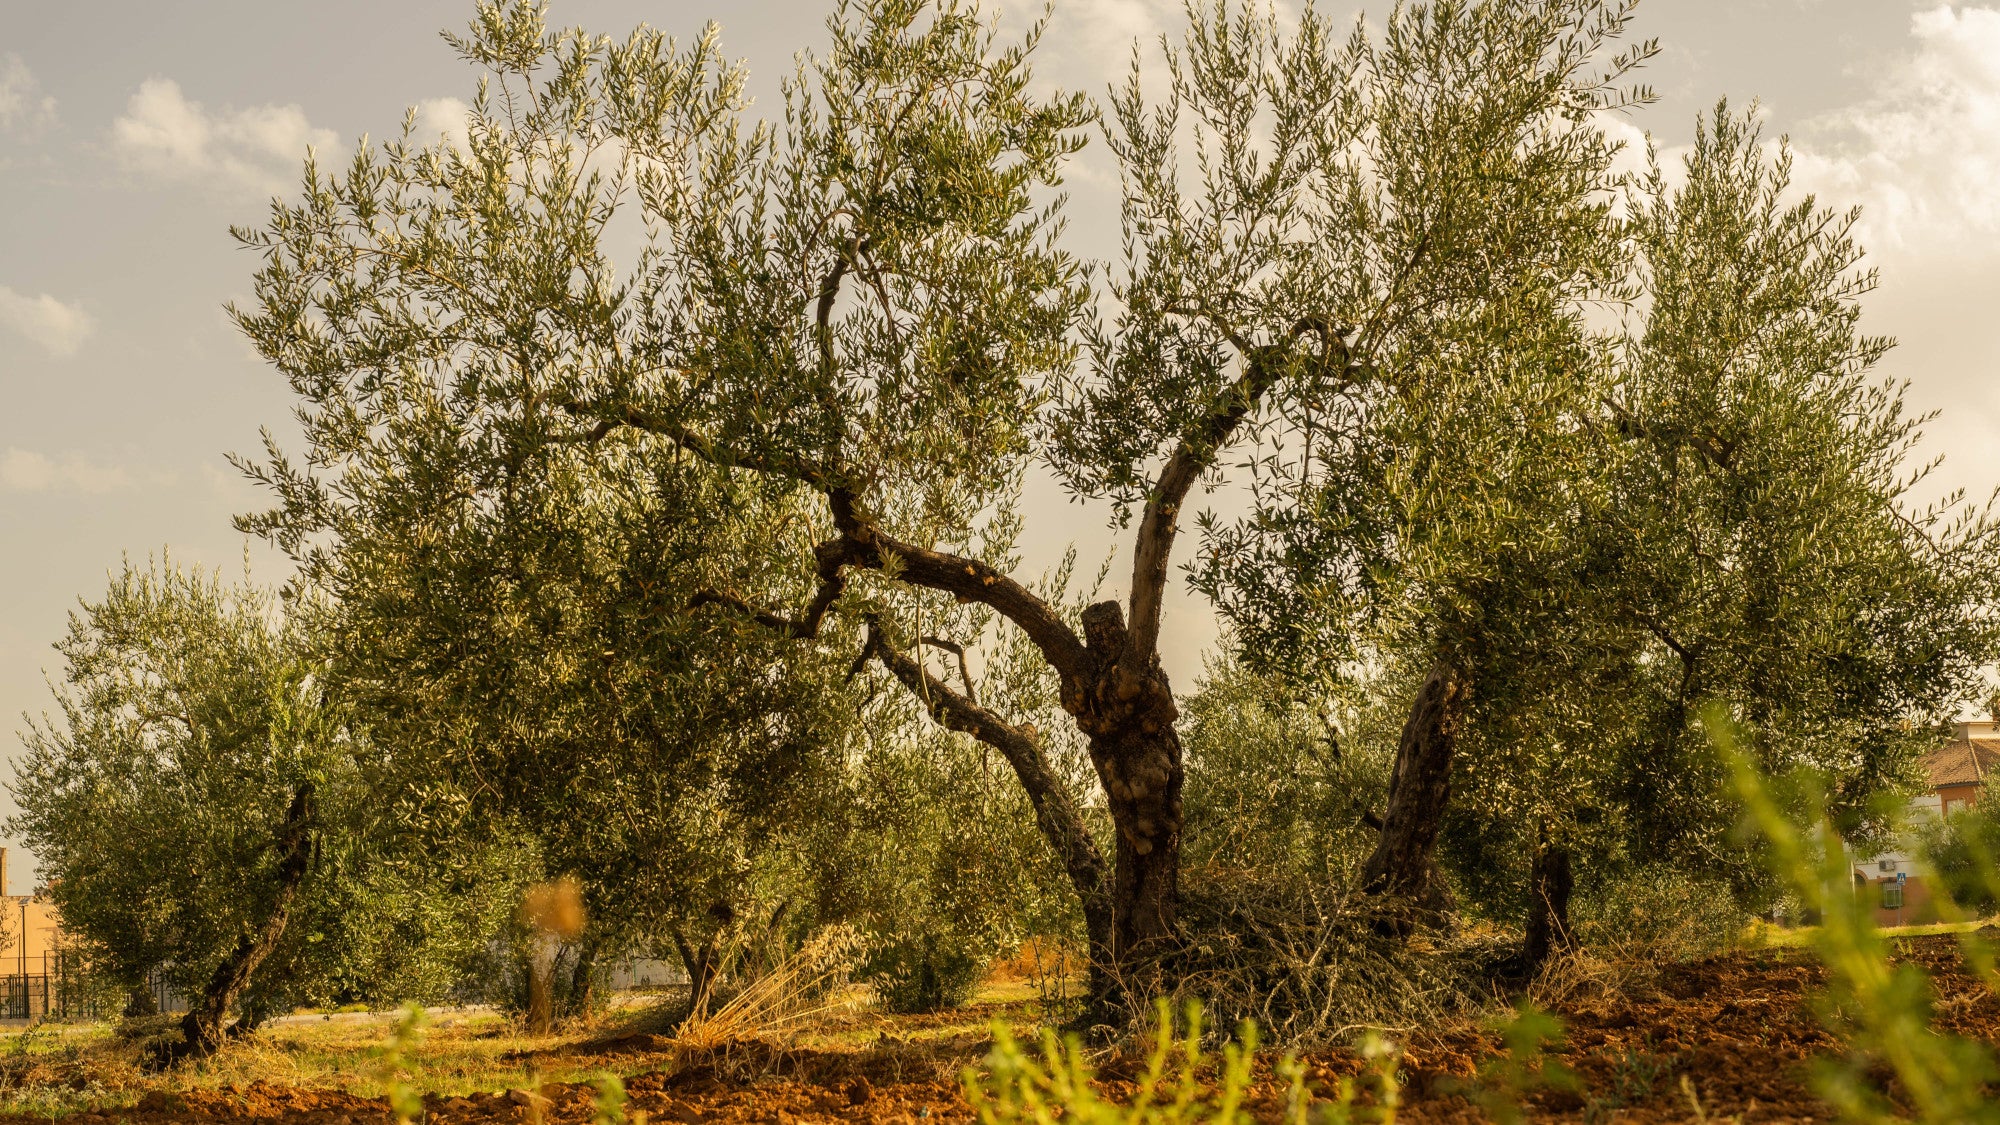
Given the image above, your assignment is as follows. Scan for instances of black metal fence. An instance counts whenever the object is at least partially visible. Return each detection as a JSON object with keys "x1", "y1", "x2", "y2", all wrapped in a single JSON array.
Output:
[
  {"x1": 141, "y1": 967, "x2": 189, "y2": 1017},
  {"x1": 0, "y1": 951, "x2": 183, "y2": 1023}
]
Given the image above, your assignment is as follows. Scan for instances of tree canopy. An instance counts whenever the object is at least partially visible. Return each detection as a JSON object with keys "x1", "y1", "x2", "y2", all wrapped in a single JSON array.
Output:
[
  {"x1": 9, "y1": 561, "x2": 514, "y2": 1060},
  {"x1": 10, "y1": 0, "x2": 1988, "y2": 1046}
]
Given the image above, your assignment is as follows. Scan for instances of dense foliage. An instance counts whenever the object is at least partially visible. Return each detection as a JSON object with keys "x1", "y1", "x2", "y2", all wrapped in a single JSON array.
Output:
[
  {"x1": 9, "y1": 0, "x2": 2000, "y2": 1052},
  {"x1": 8, "y1": 562, "x2": 514, "y2": 1055}
]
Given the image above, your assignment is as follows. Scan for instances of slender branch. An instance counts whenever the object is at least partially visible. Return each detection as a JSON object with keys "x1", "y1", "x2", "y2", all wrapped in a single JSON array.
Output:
[
  {"x1": 678, "y1": 489, "x2": 1088, "y2": 685},
  {"x1": 690, "y1": 538, "x2": 853, "y2": 640},
  {"x1": 555, "y1": 399, "x2": 834, "y2": 488},
  {"x1": 861, "y1": 619, "x2": 1109, "y2": 913},
  {"x1": 1602, "y1": 396, "x2": 1733, "y2": 473},
  {"x1": 918, "y1": 635, "x2": 979, "y2": 706},
  {"x1": 815, "y1": 236, "x2": 860, "y2": 380},
  {"x1": 1633, "y1": 610, "x2": 1693, "y2": 666},
  {"x1": 1124, "y1": 317, "x2": 1352, "y2": 670}
]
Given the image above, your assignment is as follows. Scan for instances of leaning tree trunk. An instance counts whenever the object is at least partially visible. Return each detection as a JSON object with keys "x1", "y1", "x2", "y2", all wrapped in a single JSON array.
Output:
[
  {"x1": 864, "y1": 621, "x2": 1119, "y2": 1006},
  {"x1": 670, "y1": 924, "x2": 726, "y2": 1023},
  {"x1": 1522, "y1": 842, "x2": 1576, "y2": 974},
  {"x1": 149, "y1": 784, "x2": 315, "y2": 1070},
  {"x1": 1361, "y1": 663, "x2": 1467, "y2": 931}
]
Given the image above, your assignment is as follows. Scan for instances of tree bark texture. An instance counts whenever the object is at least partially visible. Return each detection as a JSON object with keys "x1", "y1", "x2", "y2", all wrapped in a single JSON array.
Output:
[
  {"x1": 1523, "y1": 843, "x2": 1576, "y2": 972},
  {"x1": 150, "y1": 783, "x2": 315, "y2": 1069},
  {"x1": 1068, "y1": 601, "x2": 1184, "y2": 964},
  {"x1": 1361, "y1": 663, "x2": 1467, "y2": 921}
]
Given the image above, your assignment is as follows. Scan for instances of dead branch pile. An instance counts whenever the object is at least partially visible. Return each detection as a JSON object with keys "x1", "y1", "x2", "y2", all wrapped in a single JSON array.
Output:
[{"x1": 1121, "y1": 879, "x2": 1510, "y2": 1045}]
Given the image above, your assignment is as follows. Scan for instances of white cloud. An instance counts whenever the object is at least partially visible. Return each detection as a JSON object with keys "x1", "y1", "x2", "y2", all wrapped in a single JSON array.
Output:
[
  {"x1": 0, "y1": 450, "x2": 134, "y2": 495},
  {"x1": 0, "y1": 54, "x2": 56, "y2": 134},
  {"x1": 0, "y1": 287, "x2": 91, "y2": 358},
  {"x1": 410, "y1": 97, "x2": 472, "y2": 152},
  {"x1": 111, "y1": 78, "x2": 337, "y2": 196},
  {"x1": 1791, "y1": 5, "x2": 2000, "y2": 258}
]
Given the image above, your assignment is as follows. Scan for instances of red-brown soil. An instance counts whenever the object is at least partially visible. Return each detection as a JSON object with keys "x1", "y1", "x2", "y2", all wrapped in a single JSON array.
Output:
[{"x1": 22, "y1": 935, "x2": 2000, "y2": 1123}]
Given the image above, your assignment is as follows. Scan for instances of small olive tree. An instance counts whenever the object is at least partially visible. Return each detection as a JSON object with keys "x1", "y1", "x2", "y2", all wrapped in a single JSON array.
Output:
[
  {"x1": 13, "y1": 563, "x2": 343, "y2": 1061},
  {"x1": 11, "y1": 562, "x2": 517, "y2": 1059}
]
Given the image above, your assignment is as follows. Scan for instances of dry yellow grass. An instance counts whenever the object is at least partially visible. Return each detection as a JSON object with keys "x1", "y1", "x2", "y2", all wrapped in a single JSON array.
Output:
[
  {"x1": 0, "y1": 966, "x2": 1046, "y2": 1119},
  {"x1": 0, "y1": 1005, "x2": 665, "y2": 1117},
  {"x1": 672, "y1": 924, "x2": 868, "y2": 1050}
]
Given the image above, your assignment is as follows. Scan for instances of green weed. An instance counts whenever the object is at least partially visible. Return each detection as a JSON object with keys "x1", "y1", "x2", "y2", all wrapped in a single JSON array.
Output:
[
  {"x1": 370, "y1": 1004, "x2": 430, "y2": 1125},
  {"x1": 1713, "y1": 705, "x2": 2000, "y2": 1122}
]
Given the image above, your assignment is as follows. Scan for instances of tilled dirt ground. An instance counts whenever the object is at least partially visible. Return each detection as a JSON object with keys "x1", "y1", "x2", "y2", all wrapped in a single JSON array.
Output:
[{"x1": 19, "y1": 935, "x2": 2000, "y2": 1124}]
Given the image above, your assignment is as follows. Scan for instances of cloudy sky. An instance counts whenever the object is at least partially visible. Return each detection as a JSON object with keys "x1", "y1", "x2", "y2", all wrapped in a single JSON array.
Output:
[{"x1": 2, "y1": 0, "x2": 1997, "y2": 888}]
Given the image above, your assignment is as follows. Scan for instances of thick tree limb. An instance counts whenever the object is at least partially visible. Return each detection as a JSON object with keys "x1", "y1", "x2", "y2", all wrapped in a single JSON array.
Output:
[
  {"x1": 825, "y1": 490, "x2": 1091, "y2": 683},
  {"x1": 578, "y1": 407, "x2": 1092, "y2": 685}
]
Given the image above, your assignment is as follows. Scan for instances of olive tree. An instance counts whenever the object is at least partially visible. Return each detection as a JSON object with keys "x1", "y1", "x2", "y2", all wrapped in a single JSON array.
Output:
[
  {"x1": 13, "y1": 563, "x2": 345, "y2": 1062},
  {"x1": 248, "y1": 417, "x2": 871, "y2": 1014},
  {"x1": 229, "y1": 0, "x2": 1660, "y2": 990},
  {"x1": 1458, "y1": 109, "x2": 2000, "y2": 966},
  {"x1": 1223, "y1": 103, "x2": 2000, "y2": 964}
]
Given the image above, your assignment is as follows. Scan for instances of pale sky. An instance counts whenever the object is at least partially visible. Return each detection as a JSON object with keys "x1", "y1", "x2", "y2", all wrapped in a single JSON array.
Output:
[{"x1": 3, "y1": 0, "x2": 1998, "y2": 889}]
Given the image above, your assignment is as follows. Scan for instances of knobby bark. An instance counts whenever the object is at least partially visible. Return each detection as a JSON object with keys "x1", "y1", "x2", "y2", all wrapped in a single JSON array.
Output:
[
  {"x1": 1361, "y1": 662, "x2": 1467, "y2": 929},
  {"x1": 1069, "y1": 601, "x2": 1184, "y2": 964},
  {"x1": 149, "y1": 784, "x2": 315, "y2": 1070},
  {"x1": 1522, "y1": 842, "x2": 1576, "y2": 973}
]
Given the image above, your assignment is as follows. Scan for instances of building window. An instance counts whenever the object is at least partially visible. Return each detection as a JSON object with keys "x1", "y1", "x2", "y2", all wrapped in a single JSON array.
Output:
[
  {"x1": 1883, "y1": 882, "x2": 1904, "y2": 910},
  {"x1": 1879, "y1": 859, "x2": 1898, "y2": 873}
]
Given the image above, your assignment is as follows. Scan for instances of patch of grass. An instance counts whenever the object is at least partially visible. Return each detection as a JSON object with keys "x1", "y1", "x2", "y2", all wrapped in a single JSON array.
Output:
[
  {"x1": 0, "y1": 1006, "x2": 654, "y2": 1114},
  {"x1": 0, "y1": 976, "x2": 1064, "y2": 1118},
  {"x1": 1743, "y1": 916, "x2": 1997, "y2": 950}
]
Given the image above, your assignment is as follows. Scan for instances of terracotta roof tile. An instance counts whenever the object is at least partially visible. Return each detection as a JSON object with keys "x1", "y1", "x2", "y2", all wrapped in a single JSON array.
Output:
[{"x1": 1924, "y1": 739, "x2": 2000, "y2": 789}]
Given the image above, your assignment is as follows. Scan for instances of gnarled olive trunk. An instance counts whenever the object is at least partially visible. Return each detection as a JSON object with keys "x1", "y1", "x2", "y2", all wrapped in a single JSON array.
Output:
[
  {"x1": 1070, "y1": 602, "x2": 1185, "y2": 971},
  {"x1": 1094, "y1": 724, "x2": 1184, "y2": 960},
  {"x1": 149, "y1": 784, "x2": 315, "y2": 1069},
  {"x1": 559, "y1": 939, "x2": 600, "y2": 1022},
  {"x1": 1522, "y1": 843, "x2": 1575, "y2": 973},
  {"x1": 1361, "y1": 663, "x2": 1466, "y2": 927}
]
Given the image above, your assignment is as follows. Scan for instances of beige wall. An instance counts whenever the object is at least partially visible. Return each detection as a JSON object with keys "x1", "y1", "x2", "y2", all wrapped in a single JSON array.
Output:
[{"x1": 0, "y1": 898, "x2": 64, "y2": 973}]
